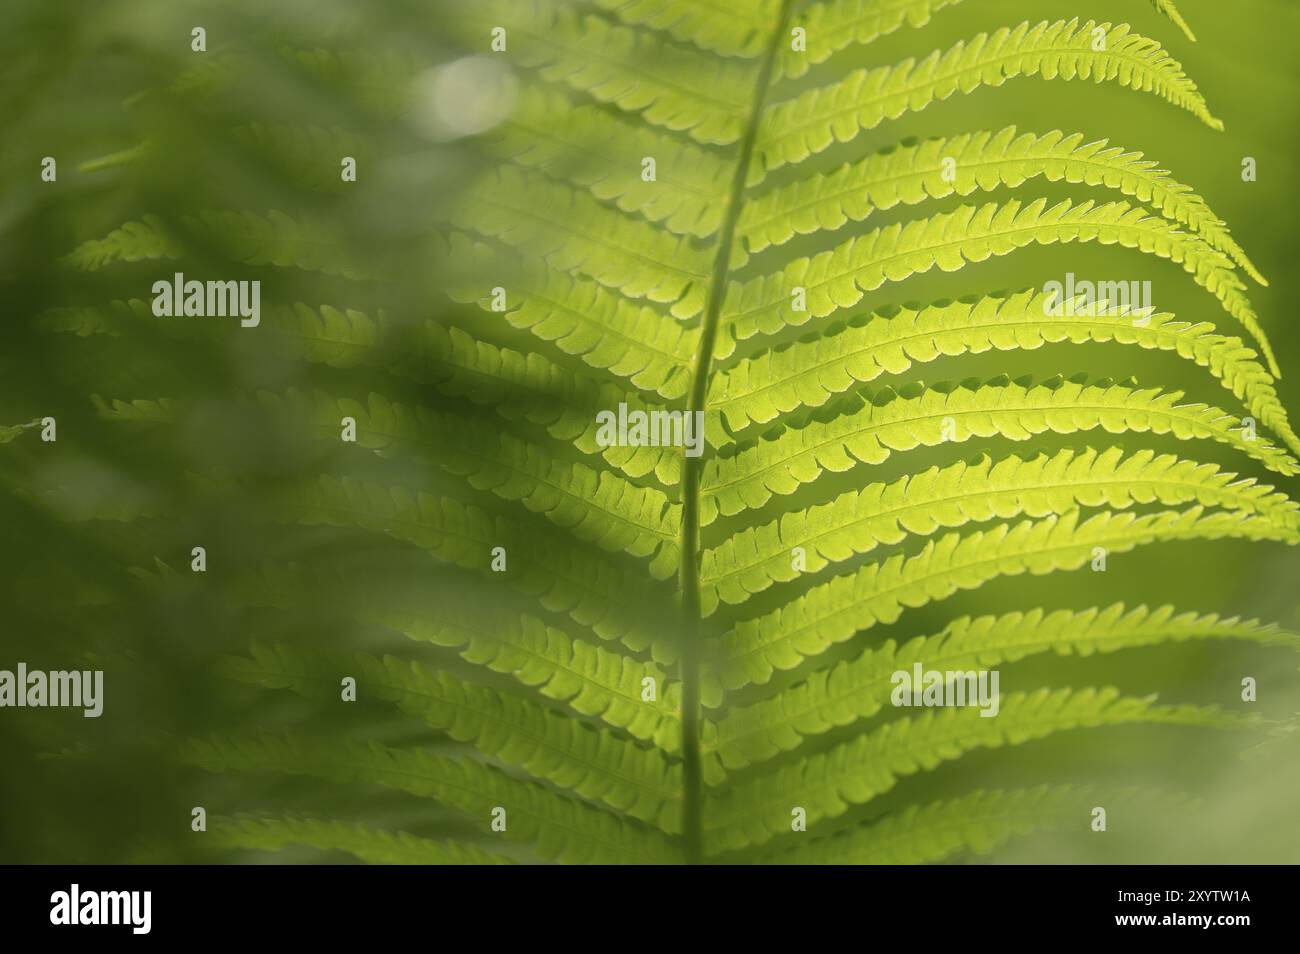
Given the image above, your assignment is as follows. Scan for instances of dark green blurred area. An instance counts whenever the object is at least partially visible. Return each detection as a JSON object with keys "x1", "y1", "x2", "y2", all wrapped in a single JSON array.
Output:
[
  {"x1": 0, "y1": 0, "x2": 491, "y2": 863},
  {"x1": 1, "y1": 0, "x2": 1298, "y2": 863}
]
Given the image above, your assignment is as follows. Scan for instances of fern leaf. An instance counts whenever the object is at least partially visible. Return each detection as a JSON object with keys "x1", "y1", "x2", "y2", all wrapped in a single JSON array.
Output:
[
  {"x1": 703, "y1": 687, "x2": 1244, "y2": 853},
  {"x1": 284, "y1": 48, "x2": 423, "y2": 119},
  {"x1": 0, "y1": 419, "x2": 43, "y2": 444},
  {"x1": 65, "y1": 210, "x2": 371, "y2": 279},
  {"x1": 757, "y1": 785, "x2": 1085, "y2": 864},
  {"x1": 63, "y1": 215, "x2": 181, "y2": 270},
  {"x1": 722, "y1": 507, "x2": 1300, "y2": 688},
  {"x1": 700, "y1": 447, "x2": 1299, "y2": 612},
  {"x1": 183, "y1": 733, "x2": 680, "y2": 864},
  {"x1": 482, "y1": 0, "x2": 753, "y2": 145},
  {"x1": 1151, "y1": 0, "x2": 1196, "y2": 42},
  {"x1": 52, "y1": 0, "x2": 1294, "y2": 868},
  {"x1": 708, "y1": 290, "x2": 1297, "y2": 455},
  {"x1": 739, "y1": 126, "x2": 1263, "y2": 282},
  {"x1": 200, "y1": 208, "x2": 370, "y2": 278},
  {"x1": 228, "y1": 559, "x2": 691, "y2": 745},
  {"x1": 100, "y1": 383, "x2": 684, "y2": 549},
  {"x1": 710, "y1": 603, "x2": 1299, "y2": 773},
  {"x1": 703, "y1": 376, "x2": 1298, "y2": 522},
  {"x1": 723, "y1": 198, "x2": 1276, "y2": 375},
  {"x1": 223, "y1": 645, "x2": 683, "y2": 831},
  {"x1": 211, "y1": 814, "x2": 515, "y2": 865},
  {"x1": 231, "y1": 123, "x2": 370, "y2": 193},
  {"x1": 264, "y1": 390, "x2": 682, "y2": 578},
  {"x1": 756, "y1": 19, "x2": 1223, "y2": 176},
  {"x1": 441, "y1": 232, "x2": 697, "y2": 398},
  {"x1": 43, "y1": 297, "x2": 693, "y2": 468},
  {"x1": 259, "y1": 302, "x2": 388, "y2": 369},
  {"x1": 449, "y1": 165, "x2": 714, "y2": 310},
  {"x1": 91, "y1": 396, "x2": 177, "y2": 425},
  {"x1": 424, "y1": 322, "x2": 683, "y2": 483},
  {"x1": 37, "y1": 301, "x2": 148, "y2": 338},
  {"x1": 492, "y1": 86, "x2": 731, "y2": 239},
  {"x1": 779, "y1": 0, "x2": 967, "y2": 80},
  {"x1": 593, "y1": 0, "x2": 778, "y2": 58},
  {"x1": 267, "y1": 479, "x2": 671, "y2": 658}
]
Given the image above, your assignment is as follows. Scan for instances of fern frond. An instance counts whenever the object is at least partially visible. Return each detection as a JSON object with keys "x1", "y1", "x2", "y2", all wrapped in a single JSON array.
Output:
[
  {"x1": 441, "y1": 232, "x2": 697, "y2": 398},
  {"x1": 223, "y1": 645, "x2": 683, "y2": 831},
  {"x1": 66, "y1": 0, "x2": 1290, "y2": 868},
  {"x1": 722, "y1": 198, "x2": 1276, "y2": 374},
  {"x1": 449, "y1": 165, "x2": 714, "y2": 310},
  {"x1": 36, "y1": 301, "x2": 147, "y2": 338},
  {"x1": 710, "y1": 604, "x2": 1299, "y2": 772},
  {"x1": 97, "y1": 383, "x2": 684, "y2": 549},
  {"x1": 54, "y1": 299, "x2": 425, "y2": 380},
  {"x1": 425, "y1": 322, "x2": 683, "y2": 483},
  {"x1": 78, "y1": 142, "x2": 152, "y2": 174},
  {"x1": 704, "y1": 688, "x2": 1244, "y2": 853},
  {"x1": 779, "y1": 0, "x2": 966, "y2": 80},
  {"x1": 268, "y1": 479, "x2": 670, "y2": 657},
  {"x1": 263, "y1": 390, "x2": 682, "y2": 577},
  {"x1": 486, "y1": 0, "x2": 752, "y2": 145},
  {"x1": 0, "y1": 419, "x2": 43, "y2": 444},
  {"x1": 708, "y1": 290, "x2": 1297, "y2": 455},
  {"x1": 257, "y1": 302, "x2": 387, "y2": 369},
  {"x1": 594, "y1": 0, "x2": 777, "y2": 58},
  {"x1": 1151, "y1": 0, "x2": 1196, "y2": 42},
  {"x1": 438, "y1": 612, "x2": 691, "y2": 739},
  {"x1": 183, "y1": 733, "x2": 680, "y2": 864},
  {"x1": 739, "y1": 126, "x2": 1263, "y2": 282},
  {"x1": 229, "y1": 560, "x2": 690, "y2": 744},
  {"x1": 722, "y1": 507, "x2": 1300, "y2": 688},
  {"x1": 64, "y1": 215, "x2": 180, "y2": 270},
  {"x1": 168, "y1": 52, "x2": 240, "y2": 97},
  {"x1": 703, "y1": 376, "x2": 1298, "y2": 522},
  {"x1": 284, "y1": 48, "x2": 423, "y2": 119},
  {"x1": 232, "y1": 123, "x2": 370, "y2": 193},
  {"x1": 42, "y1": 297, "x2": 692, "y2": 469},
  {"x1": 756, "y1": 19, "x2": 1223, "y2": 176},
  {"x1": 492, "y1": 86, "x2": 731, "y2": 239},
  {"x1": 211, "y1": 814, "x2": 515, "y2": 865},
  {"x1": 700, "y1": 447, "x2": 1299, "y2": 612},
  {"x1": 65, "y1": 210, "x2": 371, "y2": 279},
  {"x1": 91, "y1": 396, "x2": 177, "y2": 425},
  {"x1": 757, "y1": 785, "x2": 1083, "y2": 864}
]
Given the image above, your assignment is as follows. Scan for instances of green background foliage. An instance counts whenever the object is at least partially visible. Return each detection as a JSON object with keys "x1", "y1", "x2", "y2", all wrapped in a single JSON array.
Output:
[{"x1": 2, "y1": 0, "x2": 1299, "y2": 864}]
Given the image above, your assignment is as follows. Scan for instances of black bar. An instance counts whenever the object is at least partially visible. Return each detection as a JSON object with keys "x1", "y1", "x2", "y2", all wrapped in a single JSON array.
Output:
[{"x1": 0, "y1": 865, "x2": 1280, "y2": 940}]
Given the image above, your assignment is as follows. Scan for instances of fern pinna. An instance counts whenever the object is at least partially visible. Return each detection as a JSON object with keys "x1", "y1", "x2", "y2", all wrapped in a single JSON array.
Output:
[{"x1": 9, "y1": 0, "x2": 1299, "y2": 864}]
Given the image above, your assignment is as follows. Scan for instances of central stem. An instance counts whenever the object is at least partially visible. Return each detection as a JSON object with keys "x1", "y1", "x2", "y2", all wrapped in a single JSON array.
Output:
[{"x1": 678, "y1": 0, "x2": 794, "y2": 865}]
